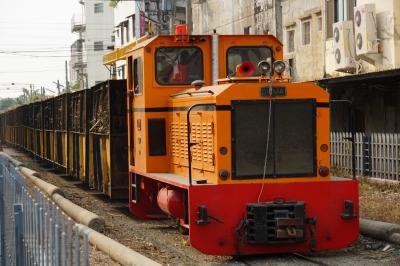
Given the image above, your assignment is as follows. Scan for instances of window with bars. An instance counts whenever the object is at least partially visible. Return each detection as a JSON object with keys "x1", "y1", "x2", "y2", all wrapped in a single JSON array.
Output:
[
  {"x1": 93, "y1": 41, "x2": 103, "y2": 51},
  {"x1": 94, "y1": 3, "x2": 104, "y2": 13},
  {"x1": 301, "y1": 19, "x2": 311, "y2": 45},
  {"x1": 326, "y1": 0, "x2": 356, "y2": 38},
  {"x1": 317, "y1": 12, "x2": 322, "y2": 31},
  {"x1": 286, "y1": 26, "x2": 295, "y2": 53}
]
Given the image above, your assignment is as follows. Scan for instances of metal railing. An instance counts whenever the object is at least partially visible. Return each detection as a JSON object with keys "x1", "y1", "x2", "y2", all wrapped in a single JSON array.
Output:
[
  {"x1": 0, "y1": 155, "x2": 89, "y2": 266},
  {"x1": 331, "y1": 132, "x2": 400, "y2": 181}
]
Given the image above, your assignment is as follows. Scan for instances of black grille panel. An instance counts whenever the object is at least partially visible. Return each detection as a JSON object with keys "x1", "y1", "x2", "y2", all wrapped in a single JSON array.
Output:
[
  {"x1": 231, "y1": 99, "x2": 316, "y2": 179},
  {"x1": 246, "y1": 202, "x2": 306, "y2": 244}
]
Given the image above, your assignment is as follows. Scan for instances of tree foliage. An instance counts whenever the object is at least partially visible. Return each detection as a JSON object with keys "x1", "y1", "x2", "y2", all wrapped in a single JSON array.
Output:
[
  {"x1": 109, "y1": 0, "x2": 120, "y2": 8},
  {"x1": 0, "y1": 98, "x2": 17, "y2": 112}
]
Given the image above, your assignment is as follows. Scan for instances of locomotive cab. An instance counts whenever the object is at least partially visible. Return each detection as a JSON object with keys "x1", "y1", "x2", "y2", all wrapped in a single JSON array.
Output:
[{"x1": 125, "y1": 33, "x2": 359, "y2": 256}]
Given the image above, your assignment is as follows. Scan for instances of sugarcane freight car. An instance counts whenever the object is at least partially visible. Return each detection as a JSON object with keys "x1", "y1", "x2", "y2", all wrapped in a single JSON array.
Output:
[
  {"x1": 113, "y1": 31, "x2": 359, "y2": 256},
  {"x1": 33, "y1": 101, "x2": 43, "y2": 158},
  {"x1": 89, "y1": 80, "x2": 128, "y2": 199},
  {"x1": 0, "y1": 80, "x2": 128, "y2": 200},
  {"x1": 2, "y1": 107, "x2": 20, "y2": 147},
  {"x1": 0, "y1": 112, "x2": 4, "y2": 145},
  {"x1": 50, "y1": 94, "x2": 69, "y2": 172},
  {"x1": 42, "y1": 97, "x2": 55, "y2": 166},
  {"x1": 68, "y1": 89, "x2": 90, "y2": 182},
  {"x1": 3, "y1": 108, "x2": 17, "y2": 146}
]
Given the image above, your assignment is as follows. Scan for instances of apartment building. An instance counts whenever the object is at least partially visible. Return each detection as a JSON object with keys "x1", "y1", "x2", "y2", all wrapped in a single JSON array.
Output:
[
  {"x1": 70, "y1": 0, "x2": 114, "y2": 90},
  {"x1": 108, "y1": 0, "x2": 188, "y2": 79}
]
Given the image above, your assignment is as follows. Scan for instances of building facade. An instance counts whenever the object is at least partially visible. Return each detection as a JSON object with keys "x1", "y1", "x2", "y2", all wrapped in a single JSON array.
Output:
[
  {"x1": 191, "y1": 0, "x2": 321, "y2": 81},
  {"x1": 70, "y1": 0, "x2": 115, "y2": 90},
  {"x1": 109, "y1": 0, "x2": 188, "y2": 79},
  {"x1": 192, "y1": 0, "x2": 400, "y2": 132}
]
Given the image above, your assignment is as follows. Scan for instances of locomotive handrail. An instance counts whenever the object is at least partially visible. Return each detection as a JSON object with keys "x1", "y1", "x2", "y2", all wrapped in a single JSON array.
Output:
[
  {"x1": 170, "y1": 90, "x2": 214, "y2": 98},
  {"x1": 186, "y1": 103, "x2": 216, "y2": 186}
]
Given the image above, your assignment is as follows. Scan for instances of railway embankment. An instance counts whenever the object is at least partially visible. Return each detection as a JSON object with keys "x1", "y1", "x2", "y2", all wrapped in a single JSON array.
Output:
[
  {"x1": 1, "y1": 150, "x2": 160, "y2": 266},
  {"x1": 3, "y1": 147, "x2": 400, "y2": 265}
]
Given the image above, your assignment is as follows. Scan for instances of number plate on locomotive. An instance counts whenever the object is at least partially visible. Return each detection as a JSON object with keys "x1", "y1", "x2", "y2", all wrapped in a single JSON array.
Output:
[{"x1": 260, "y1": 86, "x2": 286, "y2": 97}]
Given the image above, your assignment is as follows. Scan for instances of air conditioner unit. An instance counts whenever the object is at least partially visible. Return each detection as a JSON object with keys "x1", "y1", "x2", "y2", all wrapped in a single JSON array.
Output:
[
  {"x1": 333, "y1": 21, "x2": 356, "y2": 72},
  {"x1": 354, "y1": 4, "x2": 378, "y2": 55}
]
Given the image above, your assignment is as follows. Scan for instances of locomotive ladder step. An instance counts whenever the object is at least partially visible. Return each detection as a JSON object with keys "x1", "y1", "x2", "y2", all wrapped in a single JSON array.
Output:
[{"x1": 131, "y1": 174, "x2": 140, "y2": 204}]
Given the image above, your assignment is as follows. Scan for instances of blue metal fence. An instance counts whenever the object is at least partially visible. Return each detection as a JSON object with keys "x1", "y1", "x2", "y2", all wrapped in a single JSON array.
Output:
[{"x1": 0, "y1": 155, "x2": 89, "y2": 266}]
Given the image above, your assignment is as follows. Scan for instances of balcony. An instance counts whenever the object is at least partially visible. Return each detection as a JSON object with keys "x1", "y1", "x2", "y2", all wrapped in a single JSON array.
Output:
[
  {"x1": 71, "y1": 39, "x2": 84, "y2": 52},
  {"x1": 71, "y1": 14, "x2": 86, "y2": 32},
  {"x1": 73, "y1": 61, "x2": 87, "y2": 69},
  {"x1": 71, "y1": 43, "x2": 87, "y2": 70}
]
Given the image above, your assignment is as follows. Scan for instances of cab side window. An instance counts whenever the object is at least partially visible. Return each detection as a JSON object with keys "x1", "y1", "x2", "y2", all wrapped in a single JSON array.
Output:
[
  {"x1": 155, "y1": 47, "x2": 203, "y2": 85},
  {"x1": 130, "y1": 57, "x2": 143, "y2": 95}
]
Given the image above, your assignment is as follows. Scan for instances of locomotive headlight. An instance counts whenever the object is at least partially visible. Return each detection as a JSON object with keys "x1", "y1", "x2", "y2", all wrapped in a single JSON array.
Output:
[
  {"x1": 273, "y1": 60, "x2": 286, "y2": 75},
  {"x1": 257, "y1": 60, "x2": 271, "y2": 75}
]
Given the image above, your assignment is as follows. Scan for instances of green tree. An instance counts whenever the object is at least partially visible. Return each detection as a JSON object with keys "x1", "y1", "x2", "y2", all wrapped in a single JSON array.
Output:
[
  {"x1": 109, "y1": 0, "x2": 120, "y2": 7},
  {"x1": 0, "y1": 98, "x2": 17, "y2": 112}
]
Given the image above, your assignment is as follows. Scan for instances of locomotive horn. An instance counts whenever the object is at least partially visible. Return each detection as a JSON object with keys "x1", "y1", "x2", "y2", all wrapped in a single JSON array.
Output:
[{"x1": 236, "y1": 61, "x2": 255, "y2": 77}]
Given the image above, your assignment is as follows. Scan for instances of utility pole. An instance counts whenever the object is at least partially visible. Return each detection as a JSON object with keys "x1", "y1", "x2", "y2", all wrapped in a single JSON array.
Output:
[
  {"x1": 170, "y1": 0, "x2": 177, "y2": 34},
  {"x1": 65, "y1": 60, "x2": 70, "y2": 92},
  {"x1": 135, "y1": 0, "x2": 145, "y2": 39},
  {"x1": 186, "y1": 0, "x2": 192, "y2": 34},
  {"x1": 57, "y1": 80, "x2": 60, "y2": 95},
  {"x1": 30, "y1": 84, "x2": 34, "y2": 101}
]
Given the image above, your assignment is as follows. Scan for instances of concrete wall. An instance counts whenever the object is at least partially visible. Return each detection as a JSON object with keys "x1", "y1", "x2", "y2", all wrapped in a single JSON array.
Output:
[
  {"x1": 192, "y1": 0, "x2": 282, "y2": 37},
  {"x1": 281, "y1": 0, "x2": 324, "y2": 81},
  {"x1": 253, "y1": 0, "x2": 281, "y2": 38},
  {"x1": 192, "y1": 0, "x2": 256, "y2": 34}
]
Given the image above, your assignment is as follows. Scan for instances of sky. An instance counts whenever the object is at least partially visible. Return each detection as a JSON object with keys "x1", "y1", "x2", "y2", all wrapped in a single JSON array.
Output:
[{"x1": 0, "y1": 0, "x2": 82, "y2": 98}]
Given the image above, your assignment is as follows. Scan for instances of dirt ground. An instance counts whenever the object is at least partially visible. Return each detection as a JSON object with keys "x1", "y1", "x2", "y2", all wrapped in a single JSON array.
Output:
[
  {"x1": 359, "y1": 177, "x2": 400, "y2": 224},
  {"x1": 5, "y1": 147, "x2": 400, "y2": 266}
]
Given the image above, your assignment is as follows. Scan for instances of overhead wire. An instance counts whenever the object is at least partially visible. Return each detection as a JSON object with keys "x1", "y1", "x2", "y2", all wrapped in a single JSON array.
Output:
[
  {"x1": 0, "y1": 68, "x2": 64, "y2": 74},
  {"x1": 257, "y1": 79, "x2": 273, "y2": 204}
]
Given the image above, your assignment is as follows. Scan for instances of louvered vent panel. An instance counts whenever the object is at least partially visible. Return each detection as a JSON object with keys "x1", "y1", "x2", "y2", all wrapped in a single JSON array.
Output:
[{"x1": 171, "y1": 122, "x2": 180, "y2": 157}]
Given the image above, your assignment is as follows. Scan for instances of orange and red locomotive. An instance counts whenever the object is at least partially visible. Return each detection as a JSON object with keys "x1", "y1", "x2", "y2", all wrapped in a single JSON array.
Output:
[{"x1": 123, "y1": 31, "x2": 359, "y2": 255}]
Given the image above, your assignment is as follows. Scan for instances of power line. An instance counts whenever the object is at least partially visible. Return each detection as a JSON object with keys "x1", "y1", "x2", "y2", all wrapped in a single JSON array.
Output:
[
  {"x1": 0, "y1": 46, "x2": 115, "y2": 53},
  {"x1": 0, "y1": 68, "x2": 64, "y2": 74}
]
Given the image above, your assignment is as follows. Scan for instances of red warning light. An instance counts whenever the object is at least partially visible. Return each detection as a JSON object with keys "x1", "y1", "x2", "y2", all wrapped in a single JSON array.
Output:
[
  {"x1": 175, "y1": 24, "x2": 189, "y2": 42},
  {"x1": 236, "y1": 61, "x2": 255, "y2": 77}
]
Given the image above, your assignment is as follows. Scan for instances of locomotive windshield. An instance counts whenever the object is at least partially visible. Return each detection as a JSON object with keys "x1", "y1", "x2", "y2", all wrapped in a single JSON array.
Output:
[
  {"x1": 156, "y1": 47, "x2": 203, "y2": 85},
  {"x1": 227, "y1": 46, "x2": 272, "y2": 77}
]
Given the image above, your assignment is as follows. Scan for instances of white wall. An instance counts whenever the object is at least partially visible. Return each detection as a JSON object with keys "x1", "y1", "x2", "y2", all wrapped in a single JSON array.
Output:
[
  {"x1": 113, "y1": 2, "x2": 136, "y2": 80},
  {"x1": 114, "y1": 1, "x2": 135, "y2": 48},
  {"x1": 84, "y1": 0, "x2": 114, "y2": 87}
]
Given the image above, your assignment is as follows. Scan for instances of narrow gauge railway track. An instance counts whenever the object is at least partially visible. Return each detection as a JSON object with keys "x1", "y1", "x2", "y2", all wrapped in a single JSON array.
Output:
[
  {"x1": 291, "y1": 253, "x2": 331, "y2": 266},
  {"x1": 237, "y1": 253, "x2": 331, "y2": 266}
]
